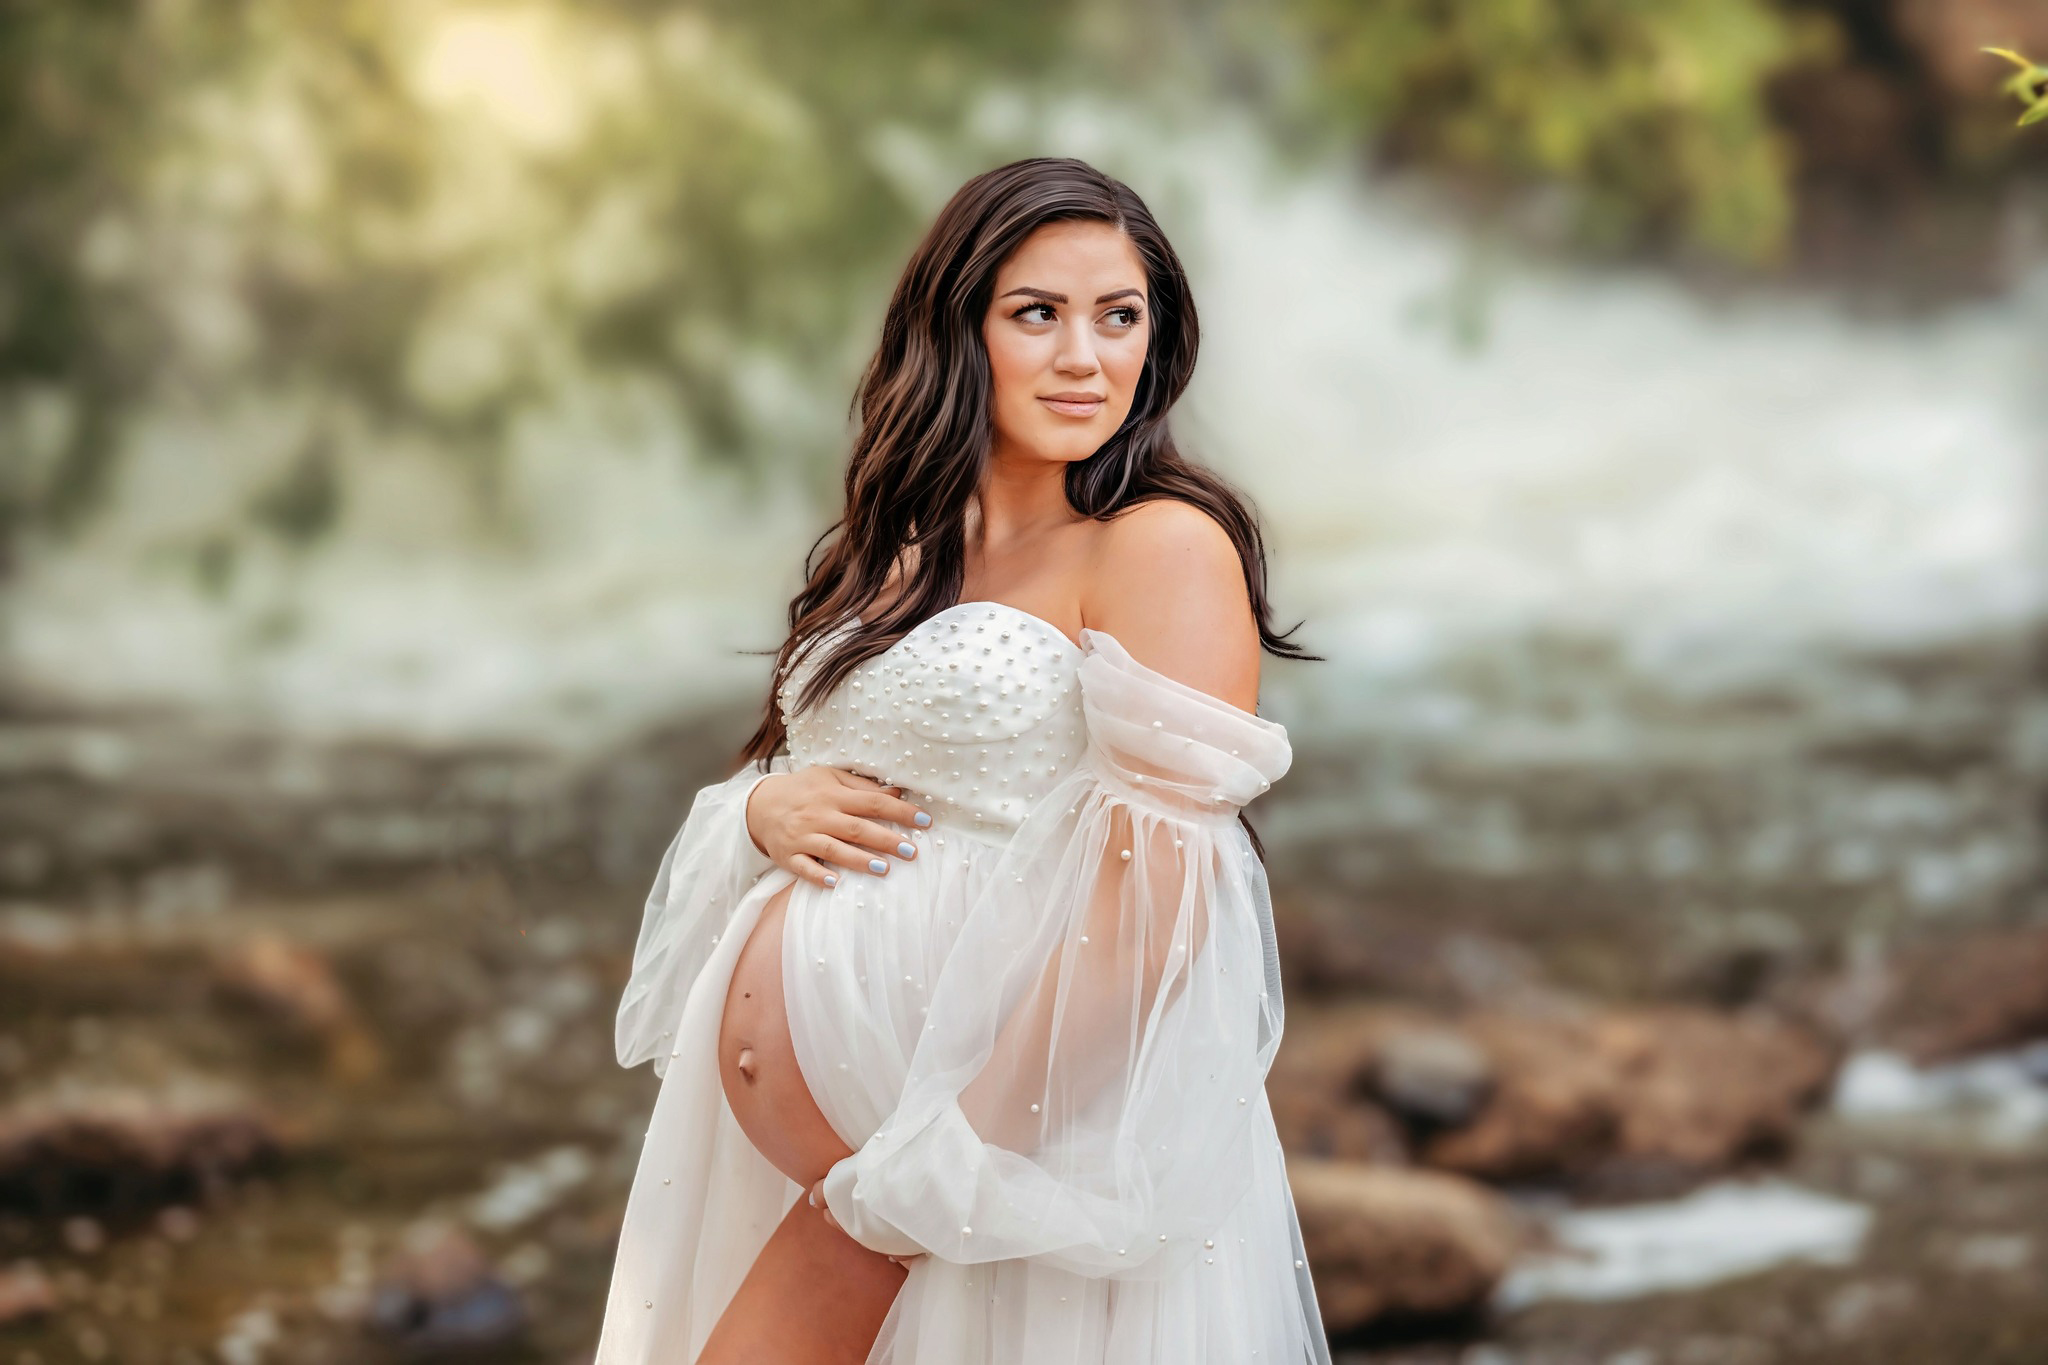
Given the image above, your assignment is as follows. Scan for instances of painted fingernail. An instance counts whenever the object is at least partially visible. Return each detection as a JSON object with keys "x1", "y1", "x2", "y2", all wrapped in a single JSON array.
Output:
[
  {"x1": 897, "y1": 841, "x2": 915, "y2": 858},
  {"x1": 823, "y1": 873, "x2": 838, "y2": 887},
  {"x1": 912, "y1": 811, "x2": 932, "y2": 827},
  {"x1": 868, "y1": 858, "x2": 887, "y2": 875}
]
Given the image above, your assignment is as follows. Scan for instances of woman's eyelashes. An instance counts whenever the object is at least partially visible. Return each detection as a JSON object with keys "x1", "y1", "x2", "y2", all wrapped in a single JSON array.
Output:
[{"x1": 1008, "y1": 301, "x2": 1144, "y2": 328}]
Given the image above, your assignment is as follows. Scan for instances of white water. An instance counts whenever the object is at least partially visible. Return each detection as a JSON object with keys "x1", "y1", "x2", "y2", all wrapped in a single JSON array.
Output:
[
  {"x1": 1832, "y1": 1044, "x2": 2048, "y2": 1147},
  {"x1": 1493, "y1": 1177, "x2": 1875, "y2": 1309},
  {"x1": 7, "y1": 99, "x2": 2042, "y2": 755}
]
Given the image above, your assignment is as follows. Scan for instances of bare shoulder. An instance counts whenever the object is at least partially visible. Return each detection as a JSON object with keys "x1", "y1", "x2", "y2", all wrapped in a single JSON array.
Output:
[{"x1": 1080, "y1": 499, "x2": 1261, "y2": 712}]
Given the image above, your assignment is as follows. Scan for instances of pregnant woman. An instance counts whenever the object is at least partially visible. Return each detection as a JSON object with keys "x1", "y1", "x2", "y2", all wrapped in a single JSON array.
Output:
[{"x1": 593, "y1": 156, "x2": 1334, "y2": 1365}]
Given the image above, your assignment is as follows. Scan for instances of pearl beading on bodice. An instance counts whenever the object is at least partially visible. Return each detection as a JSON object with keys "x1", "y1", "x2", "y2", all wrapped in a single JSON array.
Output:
[{"x1": 779, "y1": 603, "x2": 1089, "y2": 839}]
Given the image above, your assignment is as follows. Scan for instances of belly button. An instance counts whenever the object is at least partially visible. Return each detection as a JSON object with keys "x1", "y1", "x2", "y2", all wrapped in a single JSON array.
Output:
[{"x1": 734, "y1": 1046, "x2": 758, "y2": 1082}]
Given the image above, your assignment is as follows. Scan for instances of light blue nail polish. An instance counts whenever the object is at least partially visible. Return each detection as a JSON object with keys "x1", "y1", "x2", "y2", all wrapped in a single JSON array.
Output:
[
  {"x1": 869, "y1": 858, "x2": 887, "y2": 874},
  {"x1": 913, "y1": 811, "x2": 932, "y2": 827},
  {"x1": 824, "y1": 873, "x2": 838, "y2": 887},
  {"x1": 897, "y1": 841, "x2": 916, "y2": 858}
]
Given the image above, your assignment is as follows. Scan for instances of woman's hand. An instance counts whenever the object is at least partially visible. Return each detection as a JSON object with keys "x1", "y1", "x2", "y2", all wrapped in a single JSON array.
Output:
[
  {"x1": 744, "y1": 765, "x2": 931, "y2": 888},
  {"x1": 808, "y1": 1175, "x2": 924, "y2": 1263}
]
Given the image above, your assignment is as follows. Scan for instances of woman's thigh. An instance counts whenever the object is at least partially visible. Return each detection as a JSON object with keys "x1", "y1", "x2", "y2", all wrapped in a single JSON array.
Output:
[
  {"x1": 695, "y1": 1187, "x2": 908, "y2": 1365},
  {"x1": 717, "y1": 879, "x2": 856, "y2": 1186}
]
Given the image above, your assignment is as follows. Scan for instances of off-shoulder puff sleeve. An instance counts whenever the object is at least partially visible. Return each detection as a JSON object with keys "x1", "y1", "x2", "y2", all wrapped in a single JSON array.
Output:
[
  {"x1": 616, "y1": 753, "x2": 793, "y2": 1078},
  {"x1": 818, "y1": 627, "x2": 1293, "y2": 1279}
]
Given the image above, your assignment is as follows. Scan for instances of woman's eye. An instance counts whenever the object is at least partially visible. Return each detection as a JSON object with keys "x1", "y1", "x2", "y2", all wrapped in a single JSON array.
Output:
[
  {"x1": 1107, "y1": 306, "x2": 1143, "y2": 327},
  {"x1": 1015, "y1": 302, "x2": 1056, "y2": 322}
]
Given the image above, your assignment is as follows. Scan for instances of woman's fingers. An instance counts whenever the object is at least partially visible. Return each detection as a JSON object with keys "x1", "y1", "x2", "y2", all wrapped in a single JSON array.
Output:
[
  {"x1": 807, "y1": 1178, "x2": 842, "y2": 1232},
  {"x1": 849, "y1": 785, "x2": 933, "y2": 832},
  {"x1": 788, "y1": 853, "x2": 839, "y2": 889},
  {"x1": 811, "y1": 809, "x2": 919, "y2": 868},
  {"x1": 831, "y1": 772, "x2": 933, "y2": 827},
  {"x1": 802, "y1": 833, "x2": 898, "y2": 877},
  {"x1": 776, "y1": 770, "x2": 928, "y2": 878},
  {"x1": 809, "y1": 1179, "x2": 921, "y2": 1261}
]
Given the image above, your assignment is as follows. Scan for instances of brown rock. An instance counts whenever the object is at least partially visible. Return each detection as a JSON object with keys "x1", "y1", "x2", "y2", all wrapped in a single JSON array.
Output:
[
  {"x1": 0, "y1": 1079, "x2": 291, "y2": 1214},
  {"x1": 1869, "y1": 922, "x2": 2048, "y2": 1064},
  {"x1": 1417, "y1": 1009, "x2": 1618, "y2": 1181},
  {"x1": 0, "y1": 1260, "x2": 56, "y2": 1325},
  {"x1": 1376, "y1": 1024, "x2": 1494, "y2": 1127},
  {"x1": 211, "y1": 932, "x2": 383, "y2": 1081},
  {"x1": 1275, "y1": 999, "x2": 1839, "y2": 1187},
  {"x1": 1592, "y1": 1005, "x2": 1837, "y2": 1169},
  {"x1": 1270, "y1": 1001, "x2": 1438, "y2": 1163},
  {"x1": 1287, "y1": 1157, "x2": 1525, "y2": 1333},
  {"x1": 1426, "y1": 1004, "x2": 1835, "y2": 1184}
]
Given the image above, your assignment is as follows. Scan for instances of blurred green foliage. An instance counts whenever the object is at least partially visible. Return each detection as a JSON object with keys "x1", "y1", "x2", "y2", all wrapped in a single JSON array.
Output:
[
  {"x1": 1983, "y1": 47, "x2": 2048, "y2": 126},
  {"x1": 0, "y1": 0, "x2": 2028, "y2": 558},
  {"x1": 1276, "y1": 0, "x2": 1840, "y2": 263},
  {"x1": 0, "y1": 0, "x2": 1078, "y2": 553}
]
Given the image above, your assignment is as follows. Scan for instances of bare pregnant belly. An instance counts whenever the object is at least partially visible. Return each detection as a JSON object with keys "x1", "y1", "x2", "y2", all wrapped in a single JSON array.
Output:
[{"x1": 718, "y1": 880, "x2": 856, "y2": 1188}]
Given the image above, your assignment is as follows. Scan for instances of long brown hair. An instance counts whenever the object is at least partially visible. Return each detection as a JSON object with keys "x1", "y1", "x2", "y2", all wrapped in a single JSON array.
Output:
[{"x1": 733, "y1": 156, "x2": 1320, "y2": 853}]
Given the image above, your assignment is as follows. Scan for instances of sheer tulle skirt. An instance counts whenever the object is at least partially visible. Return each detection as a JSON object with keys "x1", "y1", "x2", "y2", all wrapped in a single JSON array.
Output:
[{"x1": 595, "y1": 811, "x2": 1325, "y2": 1364}]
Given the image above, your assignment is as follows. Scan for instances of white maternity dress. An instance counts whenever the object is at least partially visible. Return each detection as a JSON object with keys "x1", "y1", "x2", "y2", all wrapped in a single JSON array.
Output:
[{"x1": 594, "y1": 600, "x2": 1334, "y2": 1364}]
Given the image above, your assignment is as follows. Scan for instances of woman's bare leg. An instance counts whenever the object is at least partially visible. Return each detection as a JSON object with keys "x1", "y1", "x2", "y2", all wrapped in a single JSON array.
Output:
[
  {"x1": 695, "y1": 1183, "x2": 909, "y2": 1364},
  {"x1": 705, "y1": 880, "x2": 907, "y2": 1362}
]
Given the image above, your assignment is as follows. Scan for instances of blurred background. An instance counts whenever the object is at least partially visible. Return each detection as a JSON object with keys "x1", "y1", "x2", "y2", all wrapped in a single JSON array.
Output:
[{"x1": 2, "y1": 1, "x2": 2044, "y2": 1361}]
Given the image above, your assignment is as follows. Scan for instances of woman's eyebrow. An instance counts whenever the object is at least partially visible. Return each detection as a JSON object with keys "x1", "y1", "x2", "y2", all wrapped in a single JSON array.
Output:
[{"x1": 998, "y1": 286, "x2": 1146, "y2": 304}]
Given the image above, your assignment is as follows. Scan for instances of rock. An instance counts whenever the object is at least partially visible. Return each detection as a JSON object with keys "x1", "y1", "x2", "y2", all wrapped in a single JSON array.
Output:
[
  {"x1": 1417, "y1": 1009, "x2": 1620, "y2": 1183},
  {"x1": 0, "y1": 1079, "x2": 290, "y2": 1214},
  {"x1": 1286, "y1": 1157, "x2": 1526, "y2": 1334},
  {"x1": 366, "y1": 1218, "x2": 527, "y2": 1351},
  {"x1": 1374, "y1": 1026, "x2": 1494, "y2": 1128},
  {"x1": 1274, "y1": 999, "x2": 1839, "y2": 1188},
  {"x1": 0, "y1": 1260, "x2": 56, "y2": 1325},
  {"x1": 1868, "y1": 922, "x2": 2048, "y2": 1064},
  {"x1": 1427, "y1": 1004, "x2": 1836, "y2": 1187},
  {"x1": 1270, "y1": 1000, "x2": 1432, "y2": 1162},
  {"x1": 210, "y1": 932, "x2": 383, "y2": 1082},
  {"x1": 1593, "y1": 1005, "x2": 1839, "y2": 1168}
]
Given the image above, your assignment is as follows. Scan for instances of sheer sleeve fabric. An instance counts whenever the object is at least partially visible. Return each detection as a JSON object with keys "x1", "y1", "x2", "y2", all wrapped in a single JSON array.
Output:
[
  {"x1": 615, "y1": 754, "x2": 792, "y2": 1078},
  {"x1": 819, "y1": 628, "x2": 1292, "y2": 1279}
]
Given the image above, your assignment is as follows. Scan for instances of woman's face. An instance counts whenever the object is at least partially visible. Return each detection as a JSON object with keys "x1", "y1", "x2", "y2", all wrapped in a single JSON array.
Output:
[{"x1": 981, "y1": 220, "x2": 1151, "y2": 469}]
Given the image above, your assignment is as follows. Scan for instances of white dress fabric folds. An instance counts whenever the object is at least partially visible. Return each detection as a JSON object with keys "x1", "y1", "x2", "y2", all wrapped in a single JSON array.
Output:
[{"x1": 595, "y1": 602, "x2": 1332, "y2": 1365}]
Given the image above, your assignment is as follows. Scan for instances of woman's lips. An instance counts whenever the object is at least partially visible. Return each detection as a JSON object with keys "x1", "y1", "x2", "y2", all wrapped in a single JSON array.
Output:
[{"x1": 1038, "y1": 397, "x2": 1104, "y2": 417}]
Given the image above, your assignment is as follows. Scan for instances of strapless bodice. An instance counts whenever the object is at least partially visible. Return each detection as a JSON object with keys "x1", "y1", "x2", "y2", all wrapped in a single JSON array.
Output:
[{"x1": 778, "y1": 600, "x2": 1088, "y2": 839}]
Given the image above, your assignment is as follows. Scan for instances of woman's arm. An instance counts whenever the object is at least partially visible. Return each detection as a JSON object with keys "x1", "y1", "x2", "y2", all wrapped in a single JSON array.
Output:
[{"x1": 957, "y1": 502, "x2": 1264, "y2": 1145}]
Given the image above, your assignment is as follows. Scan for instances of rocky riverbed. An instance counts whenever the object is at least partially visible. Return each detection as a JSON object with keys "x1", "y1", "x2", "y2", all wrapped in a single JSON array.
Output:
[{"x1": 1, "y1": 753, "x2": 2043, "y2": 1362}]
